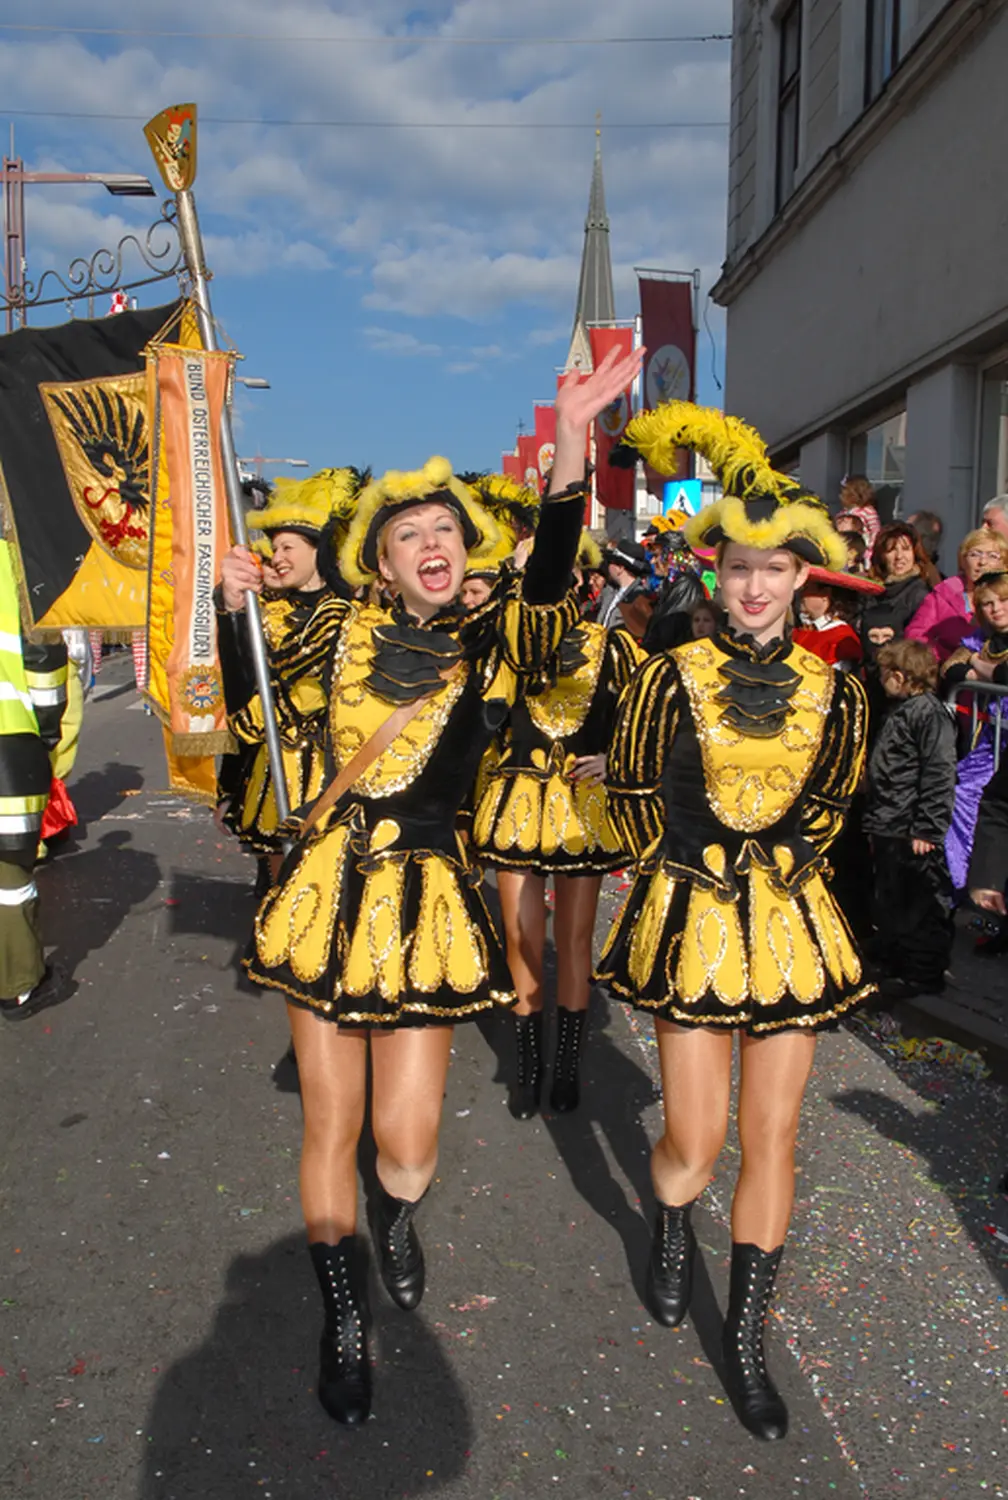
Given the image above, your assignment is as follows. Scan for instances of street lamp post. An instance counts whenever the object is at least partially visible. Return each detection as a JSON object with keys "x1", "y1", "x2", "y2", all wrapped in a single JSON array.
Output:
[{"x1": 1, "y1": 156, "x2": 156, "y2": 332}]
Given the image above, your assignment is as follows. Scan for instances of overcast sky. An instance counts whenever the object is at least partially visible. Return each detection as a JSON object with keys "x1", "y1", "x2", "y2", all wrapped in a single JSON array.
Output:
[{"x1": 0, "y1": 1, "x2": 732, "y2": 474}]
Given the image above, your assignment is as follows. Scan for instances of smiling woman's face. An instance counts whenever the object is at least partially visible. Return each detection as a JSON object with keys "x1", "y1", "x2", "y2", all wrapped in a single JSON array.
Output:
[
  {"x1": 717, "y1": 543, "x2": 807, "y2": 643},
  {"x1": 265, "y1": 531, "x2": 321, "y2": 591},
  {"x1": 378, "y1": 502, "x2": 467, "y2": 620}
]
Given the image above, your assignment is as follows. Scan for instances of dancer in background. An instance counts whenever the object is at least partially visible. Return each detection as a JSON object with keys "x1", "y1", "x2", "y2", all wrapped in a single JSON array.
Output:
[
  {"x1": 216, "y1": 469, "x2": 359, "y2": 885},
  {"x1": 597, "y1": 403, "x2": 872, "y2": 1442},
  {"x1": 473, "y1": 527, "x2": 644, "y2": 1117}
]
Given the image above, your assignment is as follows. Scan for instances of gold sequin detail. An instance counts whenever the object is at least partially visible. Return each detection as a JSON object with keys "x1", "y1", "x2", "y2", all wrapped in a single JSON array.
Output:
[
  {"x1": 526, "y1": 622, "x2": 608, "y2": 740},
  {"x1": 676, "y1": 640, "x2": 834, "y2": 832}
]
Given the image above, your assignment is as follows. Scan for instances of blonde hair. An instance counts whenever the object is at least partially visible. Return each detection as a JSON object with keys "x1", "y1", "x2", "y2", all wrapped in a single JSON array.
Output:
[
  {"x1": 958, "y1": 526, "x2": 1008, "y2": 577},
  {"x1": 973, "y1": 572, "x2": 1008, "y2": 607}
]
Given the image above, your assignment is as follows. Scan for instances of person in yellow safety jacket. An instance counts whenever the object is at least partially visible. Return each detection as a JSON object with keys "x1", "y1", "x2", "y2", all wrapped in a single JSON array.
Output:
[{"x1": 0, "y1": 539, "x2": 69, "y2": 1019}]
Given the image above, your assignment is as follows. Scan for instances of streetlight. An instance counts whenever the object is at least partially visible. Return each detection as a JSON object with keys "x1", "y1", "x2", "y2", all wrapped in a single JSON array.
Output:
[
  {"x1": 235, "y1": 376, "x2": 271, "y2": 389},
  {"x1": 238, "y1": 455, "x2": 310, "y2": 470},
  {"x1": 2, "y1": 150, "x2": 158, "y2": 332}
]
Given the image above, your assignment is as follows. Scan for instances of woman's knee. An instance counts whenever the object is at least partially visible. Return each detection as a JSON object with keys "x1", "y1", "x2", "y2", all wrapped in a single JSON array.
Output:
[{"x1": 655, "y1": 1123, "x2": 725, "y2": 1183}]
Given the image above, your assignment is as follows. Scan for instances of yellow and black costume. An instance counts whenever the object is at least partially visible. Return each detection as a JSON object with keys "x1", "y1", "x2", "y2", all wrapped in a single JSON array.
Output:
[
  {"x1": 596, "y1": 402, "x2": 873, "y2": 1034},
  {"x1": 246, "y1": 457, "x2": 584, "y2": 1026},
  {"x1": 473, "y1": 620, "x2": 644, "y2": 874},
  {"x1": 216, "y1": 470, "x2": 358, "y2": 855}
]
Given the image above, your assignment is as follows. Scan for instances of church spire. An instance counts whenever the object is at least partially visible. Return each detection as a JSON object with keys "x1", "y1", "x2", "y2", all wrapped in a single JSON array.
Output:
[{"x1": 566, "y1": 121, "x2": 616, "y2": 371}]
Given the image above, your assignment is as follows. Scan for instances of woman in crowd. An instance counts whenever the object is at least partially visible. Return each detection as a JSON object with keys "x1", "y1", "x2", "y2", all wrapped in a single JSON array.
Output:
[
  {"x1": 940, "y1": 570, "x2": 1008, "y2": 891},
  {"x1": 596, "y1": 403, "x2": 872, "y2": 1443},
  {"x1": 906, "y1": 526, "x2": 1008, "y2": 661},
  {"x1": 860, "y1": 524, "x2": 938, "y2": 712},
  {"x1": 221, "y1": 347, "x2": 641, "y2": 1427},
  {"x1": 473, "y1": 560, "x2": 644, "y2": 1119},
  {"x1": 216, "y1": 470, "x2": 358, "y2": 883}
]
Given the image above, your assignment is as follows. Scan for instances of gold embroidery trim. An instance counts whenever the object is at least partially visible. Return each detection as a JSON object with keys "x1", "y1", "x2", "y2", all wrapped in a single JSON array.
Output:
[{"x1": 675, "y1": 639, "x2": 835, "y2": 832}]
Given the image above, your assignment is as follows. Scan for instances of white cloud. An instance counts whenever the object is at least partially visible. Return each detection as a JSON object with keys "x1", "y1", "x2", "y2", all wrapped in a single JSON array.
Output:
[
  {"x1": 0, "y1": 0, "x2": 733, "y2": 322},
  {"x1": 362, "y1": 325, "x2": 442, "y2": 357}
]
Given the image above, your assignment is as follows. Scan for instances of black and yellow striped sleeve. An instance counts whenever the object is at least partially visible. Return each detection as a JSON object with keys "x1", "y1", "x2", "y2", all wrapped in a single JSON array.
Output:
[
  {"x1": 23, "y1": 640, "x2": 68, "y2": 752},
  {"x1": 271, "y1": 594, "x2": 350, "y2": 686},
  {"x1": 606, "y1": 651, "x2": 680, "y2": 862},
  {"x1": 607, "y1": 626, "x2": 647, "y2": 694},
  {"x1": 801, "y1": 670, "x2": 869, "y2": 854},
  {"x1": 498, "y1": 579, "x2": 581, "y2": 678}
]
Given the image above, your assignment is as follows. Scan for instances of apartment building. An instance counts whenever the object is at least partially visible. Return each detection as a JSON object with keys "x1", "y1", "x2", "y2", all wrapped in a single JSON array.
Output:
[{"x1": 712, "y1": 0, "x2": 1008, "y2": 534}]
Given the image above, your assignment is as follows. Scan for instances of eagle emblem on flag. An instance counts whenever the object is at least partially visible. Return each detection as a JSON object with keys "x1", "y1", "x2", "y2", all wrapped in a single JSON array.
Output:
[{"x1": 40, "y1": 373, "x2": 151, "y2": 570}]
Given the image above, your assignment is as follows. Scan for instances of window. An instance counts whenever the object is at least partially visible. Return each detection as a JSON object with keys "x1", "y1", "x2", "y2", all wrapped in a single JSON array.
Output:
[
  {"x1": 848, "y1": 410, "x2": 907, "y2": 521},
  {"x1": 865, "y1": 0, "x2": 902, "y2": 102},
  {"x1": 978, "y1": 363, "x2": 1008, "y2": 510},
  {"x1": 775, "y1": 3, "x2": 802, "y2": 210}
]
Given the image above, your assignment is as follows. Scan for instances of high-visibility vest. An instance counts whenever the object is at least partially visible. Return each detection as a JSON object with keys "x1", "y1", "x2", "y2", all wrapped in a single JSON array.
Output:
[{"x1": 0, "y1": 541, "x2": 67, "y2": 859}]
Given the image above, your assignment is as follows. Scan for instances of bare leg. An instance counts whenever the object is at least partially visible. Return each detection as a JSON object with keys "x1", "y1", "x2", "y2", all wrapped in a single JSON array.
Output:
[
  {"x1": 287, "y1": 1004, "x2": 368, "y2": 1243},
  {"x1": 370, "y1": 1025, "x2": 455, "y2": 1203},
  {"x1": 496, "y1": 869, "x2": 547, "y2": 1015},
  {"x1": 644, "y1": 1021, "x2": 733, "y2": 1326},
  {"x1": 652, "y1": 1020, "x2": 734, "y2": 1205},
  {"x1": 553, "y1": 873, "x2": 602, "y2": 1012},
  {"x1": 732, "y1": 1029, "x2": 817, "y2": 1250}
]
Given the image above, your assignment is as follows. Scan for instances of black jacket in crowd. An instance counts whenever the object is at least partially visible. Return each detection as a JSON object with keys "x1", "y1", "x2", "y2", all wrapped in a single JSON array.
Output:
[
  {"x1": 859, "y1": 574, "x2": 931, "y2": 662},
  {"x1": 968, "y1": 752, "x2": 1008, "y2": 892},
  {"x1": 862, "y1": 690, "x2": 956, "y2": 845},
  {"x1": 641, "y1": 569, "x2": 706, "y2": 653}
]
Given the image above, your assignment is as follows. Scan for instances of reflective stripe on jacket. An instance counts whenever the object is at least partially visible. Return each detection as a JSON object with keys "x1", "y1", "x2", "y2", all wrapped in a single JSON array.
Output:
[{"x1": 0, "y1": 542, "x2": 68, "y2": 858}]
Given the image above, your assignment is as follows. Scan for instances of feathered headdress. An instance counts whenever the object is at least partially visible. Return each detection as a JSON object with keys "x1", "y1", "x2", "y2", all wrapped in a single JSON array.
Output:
[
  {"x1": 252, "y1": 466, "x2": 363, "y2": 541},
  {"x1": 623, "y1": 402, "x2": 847, "y2": 571},
  {"x1": 462, "y1": 472, "x2": 541, "y2": 550},
  {"x1": 340, "y1": 456, "x2": 502, "y2": 589}
]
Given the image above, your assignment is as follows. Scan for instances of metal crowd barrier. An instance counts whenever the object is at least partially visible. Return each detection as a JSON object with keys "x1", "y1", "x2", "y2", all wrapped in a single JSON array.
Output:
[{"x1": 946, "y1": 680, "x2": 1008, "y2": 771}]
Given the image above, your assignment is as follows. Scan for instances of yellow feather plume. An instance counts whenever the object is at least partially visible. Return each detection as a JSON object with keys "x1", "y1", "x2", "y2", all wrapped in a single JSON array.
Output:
[
  {"x1": 626, "y1": 401, "x2": 847, "y2": 571},
  {"x1": 252, "y1": 467, "x2": 362, "y2": 535},
  {"x1": 576, "y1": 529, "x2": 602, "y2": 569}
]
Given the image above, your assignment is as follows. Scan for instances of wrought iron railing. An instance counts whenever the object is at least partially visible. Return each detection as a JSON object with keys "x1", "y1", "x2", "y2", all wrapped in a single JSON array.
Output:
[{"x1": 1, "y1": 200, "x2": 185, "y2": 318}]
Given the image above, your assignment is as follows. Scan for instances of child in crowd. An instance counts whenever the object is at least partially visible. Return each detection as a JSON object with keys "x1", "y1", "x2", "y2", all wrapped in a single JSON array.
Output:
[
  {"x1": 838, "y1": 475, "x2": 881, "y2": 550},
  {"x1": 863, "y1": 639, "x2": 957, "y2": 1000}
]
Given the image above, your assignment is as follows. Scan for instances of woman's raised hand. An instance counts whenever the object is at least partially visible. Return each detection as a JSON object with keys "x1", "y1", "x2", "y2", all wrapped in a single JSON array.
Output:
[
  {"x1": 555, "y1": 345, "x2": 645, "y2": 434},
  {"x1": 549, "y1": 345, "x2": 645, "y2": 494}
]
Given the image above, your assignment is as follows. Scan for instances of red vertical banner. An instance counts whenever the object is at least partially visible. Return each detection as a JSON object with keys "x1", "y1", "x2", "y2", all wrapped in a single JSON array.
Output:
[
  {"x1": 502, "y1": 452, "x2": 521, "y2": 480},
  {"x1": 533, "y1": 403, "x2": 556, "y2": 483},
  {"x1": 589, "y1": 327, "x2": 635, "y2": 512},
  {"x1": 638, "y1": 275, "x2": 696, "y2": 486},
  {"x1": 518, "y1": 433, "x2": 540, "y2": 493}
]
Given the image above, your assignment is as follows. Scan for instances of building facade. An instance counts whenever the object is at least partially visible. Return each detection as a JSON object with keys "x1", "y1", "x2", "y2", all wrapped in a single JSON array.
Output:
[{"x1": 713, "y1": 0, "x2": 1008, "y2": 539}]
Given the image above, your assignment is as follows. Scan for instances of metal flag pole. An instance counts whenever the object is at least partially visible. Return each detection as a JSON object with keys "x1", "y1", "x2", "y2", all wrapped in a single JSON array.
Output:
[{"x1": 144, "y1": 104, "x2": 290, "y2": 821}]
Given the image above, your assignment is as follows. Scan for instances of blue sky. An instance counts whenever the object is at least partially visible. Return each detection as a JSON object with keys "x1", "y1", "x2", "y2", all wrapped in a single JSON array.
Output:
[{"x1": 0, "y1": 1, "x2": 732, "y2": 477}]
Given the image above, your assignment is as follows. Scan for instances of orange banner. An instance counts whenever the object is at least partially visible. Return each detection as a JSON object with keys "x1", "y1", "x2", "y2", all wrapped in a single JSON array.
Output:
[{"x1": 147, "y1": 345, "x2": 233, "y2": 758}]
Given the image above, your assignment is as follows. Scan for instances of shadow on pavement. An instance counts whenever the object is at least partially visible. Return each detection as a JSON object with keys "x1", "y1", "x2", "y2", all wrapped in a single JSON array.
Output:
[
  {"x1": 477, "y1": 974, "x2": 659, "y2": 1305},
  {"x1": 67, "y1": 761, "x2": 146, "y2": 824},
  {"x1": 165, "y1": 871, "x2": 261, "y2": 995},
  {"x1": 136, "y1": 1233, "x2": 474, "y2": 1500},
  {"x1": 39, "y1": 830, "x2": 161, "y2": 976},
  {"x1": 832, "y1": 1082, "x2": 1008, "y2": 1293}
]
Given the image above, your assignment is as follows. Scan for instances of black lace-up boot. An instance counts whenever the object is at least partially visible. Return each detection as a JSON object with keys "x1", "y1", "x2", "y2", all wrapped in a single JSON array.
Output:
[
  {"x1": 549, "y1": 1006, "x2": 587, "y2": 1113},
  {"x1": 722, "y1": 1242, "x2": 788, "y2": 1441},
  {"x1": 309, "y1": 1238, "x2": 371, "y2": 1425},
  {"x1": 508, "y1": 1012, "x2": 543, "y2": 1119},
  {"x1": 645, "y1": 1199, "x2": 697, "y2": 1328},
  {"x1": 370, "y1": 1181, "x2": 425, "y2": 1311}
]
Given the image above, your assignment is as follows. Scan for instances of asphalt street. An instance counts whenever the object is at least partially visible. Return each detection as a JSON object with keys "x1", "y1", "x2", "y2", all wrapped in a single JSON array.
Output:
[{"x1": 1, "y1": 653, "x2": 1006, "y2": 1500}]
